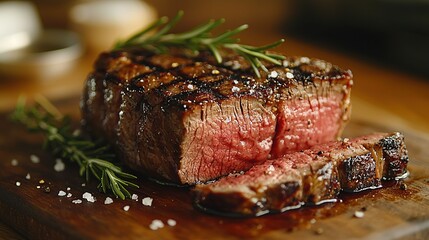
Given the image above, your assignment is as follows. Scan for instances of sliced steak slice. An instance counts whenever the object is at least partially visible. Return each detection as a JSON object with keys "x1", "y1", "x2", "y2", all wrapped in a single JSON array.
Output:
[
  {"x1": 81, "y1": 49, "x2": 353, "y2": 184},
  {"x1": 193, "y1": 132, "x2": 409, "y2": 216}
]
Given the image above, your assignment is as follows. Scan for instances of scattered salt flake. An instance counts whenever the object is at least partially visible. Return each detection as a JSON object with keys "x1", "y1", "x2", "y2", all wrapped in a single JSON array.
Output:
[
  {"x1": 104, "y1": 197, "x2": 114, "y2": 205},
  {"x1": 167, "y1": 219, "x2": 176, "y2": 227},
  {"x1": 54, "y1": 158, "x2": 65, "y2": 172},
  {"x1": 149, "y1": 219, "x2": 164, "y2": 230},
  {"x1": 58, "y1": 190, "x2": 67, "y2": 197},
  {"x1": 82, "y1": 192, "x2": 96, "y2": 202},
  {"x1": 67, "y1": 193, "x2": 72, "y2": 198},
  {"x1": 72, "y1": 199, "x2": 82, "y2": 204},
  {"x1": 30, "y1": 154, "x2": 40, "y2": 163},
  {"x1": 354, "y1": 210, "x2": 365, "y2": 218},
  {"x1": 231, "y1": 86, "x2": 240, "y2": 93},
  {"x1": 343, "y1": 138, "x2": 350, "y2": 143},
  {"x1": 25, "y1": 173, "x2": 31, "y2": 180},
  {"x1": 286, "y1": 72, "x2": 294, "y2": 79},
  {"x1": 36, "y1": 185, "x2": 41, "y2": 189},
  {"x1": 142, "y1": 197, "x2": 153, "y2": 206},
  {"x1": 66, "y1": 187, "x2": 71, "y2": 191},
  {"x1": 16, "y1": 181, "x2": 21, "y2": 187},
  {"x1": 268, "y1": 71, "x2": 278, "y2": 78},
  {"x1": 123, "y1": 205, "x2": 130, "y2": 211},
  {"x1": 132, "y1": 194, "x2": 138, "y2": 201},
  {"x1": 81, "y1": 183, "x2": 86, "y2": 187},
  {"x1": 11, "y1": 159, "x2": 18, "y2": 166}
]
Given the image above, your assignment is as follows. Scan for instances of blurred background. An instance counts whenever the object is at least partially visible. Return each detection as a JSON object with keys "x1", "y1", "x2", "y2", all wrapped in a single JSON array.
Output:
[{"x1": 0, "y1": 0, "x2": 429, "y2": 111}]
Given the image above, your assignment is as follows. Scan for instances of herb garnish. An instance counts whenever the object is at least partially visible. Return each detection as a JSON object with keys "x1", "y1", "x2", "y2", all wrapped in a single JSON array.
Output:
[
  {"x1": 114, "y1": 11, "x2": 285, "y2": 77},
  {"x1": 10, "y1": 96, "x2": 139, "y2": 199}
]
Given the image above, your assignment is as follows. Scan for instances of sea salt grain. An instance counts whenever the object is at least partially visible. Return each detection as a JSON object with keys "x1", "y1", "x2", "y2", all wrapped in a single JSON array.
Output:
[
  {"x1": 58, "y1": 190, "x2": 67, "y2": 197},
  {"x1": 132, "y1": 194, "x2": 138, "y2": 201},
  {"x1": 104, "y1": 197, "x2": 113, "y2": 205},
  {"x1": 67, "y1": 187, "x2": 71, "y2": 191},
  {"x1": 25, "y1": 173, "x2": 31, "y2": 180},
  {"x1": 123, "y1": 205, "x2": 130, "y2": 211},
  {"x1": 167, "y1": 219, "x2": 176, "y2": 227},
  {"x1": 286, "y1": 72, "x2": 294, "y2": 79},
  {"x1": 354, "y1": 211, "x2": 365, "y2": 218},
  {"x1": 72, "y1": 199, "x2": 82, "y2": 204},
  {"x1": 268, "y1": 71, "x2": 278, "y2": 78},
  {"x1": 15, "y1": 181, "x2": 21, "y2": 187},
  {"x1": 142, "y1": 197, "x2": 153, "y2": 206},
  {"x1": 67, "y1": 193, "x2": 72, "y2": 198},
  {"x1": 30, "y1": 155, "x2": 40, "y2": 163},
  {"x1": 82, "y1": 192, "x2": 96, "y2": 202},
  {"x1": 149, "y1": 220, "x2": 164, "y2": 230},
  {"x1": 11, "y1": 159, "x2": 18, "y2": 166},
  {"x1": 54, "y1": 159, "x2": 65, "y2": 172}
]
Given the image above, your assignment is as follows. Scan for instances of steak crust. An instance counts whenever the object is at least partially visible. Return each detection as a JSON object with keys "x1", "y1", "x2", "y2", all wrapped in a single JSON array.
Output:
[{"x1": 81, "y1": 49, "x2": 353, "y2": 184}]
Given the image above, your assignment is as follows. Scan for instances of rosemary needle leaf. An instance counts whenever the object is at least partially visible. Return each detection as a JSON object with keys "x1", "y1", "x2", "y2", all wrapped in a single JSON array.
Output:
[
  {"x1": 114, "y1": 11, "x2": 285, "y2": 77},
  {"x1": 10, "y1": 97, "x2": 139, "y2": 199}
]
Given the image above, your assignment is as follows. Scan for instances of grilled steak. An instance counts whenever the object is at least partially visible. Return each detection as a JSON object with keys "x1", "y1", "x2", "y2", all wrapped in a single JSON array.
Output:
[
  {"x1": 81, "y1": 49, "x2": 353, "y2": 184},
  {"x1": 193, "y1": 132, "x2": 409, "y2": 216}
]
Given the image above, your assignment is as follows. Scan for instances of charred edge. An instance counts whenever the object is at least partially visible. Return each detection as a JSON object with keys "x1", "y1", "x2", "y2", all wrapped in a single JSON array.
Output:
[
  {"x1": 380, "y1": 133, "x2": 409, "y2": 180},
  {"x1": 339, "y1": 153, "x2": 382, "y2": 192}
]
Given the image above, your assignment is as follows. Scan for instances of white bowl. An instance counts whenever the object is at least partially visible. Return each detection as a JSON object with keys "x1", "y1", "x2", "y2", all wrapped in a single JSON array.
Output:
[
  {"x1": 69, "y1": 0, "x2": 157, "y2": 53},
  {"x1": 0, "y1": 29, "x2": 83, "y2": 80}
]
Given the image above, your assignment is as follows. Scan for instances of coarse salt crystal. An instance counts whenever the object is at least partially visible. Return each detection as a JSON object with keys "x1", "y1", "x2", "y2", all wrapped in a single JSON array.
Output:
[
  {"x1": 30, "y1": 155, "x2": 40, "y2": 163},
  {"x1": 72, "y1": 199, "x2": 82, "y2": 204},
  {"x1": 300, "y1": 57, "x2": 310, "y2": 63},
  {"x1": 58, "y1": 190, "x2": 67, "y2": 197},
  {"x1": 149, "y1": 219, "x2": 164, "y2": 230},
  {"x1": 67, "y1": 187, "x2": 71, "y2": 191},
  {"x1": 167, "y1": 219, "x2": 176, "y2": 227},
  {"x1": 132, "y1": 194, "x2": 138, "y2": 201},
  {"x1": 354, "y1": 211, "x2": 365, "y2": 218},
  {"x1": 268, "y1": 71, "x2": 278, "y2": 78},
  {"x1": 283, "y1": 60, "x2": 290, "y2": 67},
  {"x1": 233, "y1": 80, "x2": 239, "y2": 84},
  {"x1": 16, "y1": 181, "x2": 21, "y2": 187},
  {"x1": 123, "y1": 205, "x2": 130, "y2": 211},
  {"x1": 211, "y1": 69, "x2": 220, "y2": 75},
  {"x1": 142, "y1": 197, "x2": 153, "y2": 206},
  {"x1": 81, "y1": 183, "x2": 86, "y2": 187},
  {"x1": 286, "y1": 72, "x2": 294, "y2": 79},
  {"x1": 231, "y1": 86, "x2": 240, "y2": 93},
  {"x1": 104, "y1": 197, "x2": 113, "y2": 205},
  {"x1": 187, "y1": 84, "x2": 194, "y2": 90},
  {"x1": 82, "y1": 192, "x2": 96, "y2": 202},
  {"x1": 54, "y1": 159, "x2": 65, "y2": 172},
  {"x1": 11, "y1": 159, "x2": 18, "y2": 166},
  {"x1": 25, "y1": 173, "x2": 31, "y2": 180},
  {"x1": 67, "y1": 193, "x2": 72, "y2": 198}
]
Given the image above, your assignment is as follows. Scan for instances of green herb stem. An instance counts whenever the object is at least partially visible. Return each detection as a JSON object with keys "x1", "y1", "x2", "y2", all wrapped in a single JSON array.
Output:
[
  {"x1": 114, "y1": 11, "x2": 285, "y2": 77},
  {"x1": 10, "y1": 96, "x2": 138, "y2": 200}
]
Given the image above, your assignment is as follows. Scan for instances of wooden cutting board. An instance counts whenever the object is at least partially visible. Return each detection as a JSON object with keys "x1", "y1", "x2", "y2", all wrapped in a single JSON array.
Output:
[{"x1": 1, "y1": 98, "x2": 428, "y2": 240}]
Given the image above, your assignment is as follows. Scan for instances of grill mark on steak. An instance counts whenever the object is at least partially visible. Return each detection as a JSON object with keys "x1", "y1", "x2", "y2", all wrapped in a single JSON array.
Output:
[
  {"x1": 193, "y1": 132, "x2": 409, "y2": 216},
  {"x1": 82, "y1": 49, "x2": 353, "y2": 184}
]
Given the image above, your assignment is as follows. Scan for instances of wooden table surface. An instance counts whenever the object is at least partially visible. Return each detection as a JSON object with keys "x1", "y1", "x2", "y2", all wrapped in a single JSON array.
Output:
[{"x1": 1, "y1": 33, "x2": 428, "y2": 239}]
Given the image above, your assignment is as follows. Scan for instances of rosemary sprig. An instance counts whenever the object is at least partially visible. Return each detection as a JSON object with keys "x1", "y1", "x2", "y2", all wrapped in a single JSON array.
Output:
[
  {"x1": 10, "y1": 96, "x2": 139, "y2": 200},
  {"x1": 114, "y1": 11, "x2": 285, "y2": 77}
]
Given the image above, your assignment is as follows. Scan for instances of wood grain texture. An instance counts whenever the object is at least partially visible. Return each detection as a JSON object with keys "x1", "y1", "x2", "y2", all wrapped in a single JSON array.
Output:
[{"x1": 0, "y1": 98, "x2": 428, "y2": 240}]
